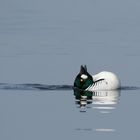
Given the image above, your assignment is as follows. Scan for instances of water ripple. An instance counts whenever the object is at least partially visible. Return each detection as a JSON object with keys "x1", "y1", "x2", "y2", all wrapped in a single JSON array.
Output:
[
  {"x1": 0, "y1": 83, "x2": 73, "y2": 91},
  {"x1": 121, "y1": 86, "x2": 140, "y2": 90},
  {"x1": 0, "y1": 83, "x2": 139, "y2": 91}
]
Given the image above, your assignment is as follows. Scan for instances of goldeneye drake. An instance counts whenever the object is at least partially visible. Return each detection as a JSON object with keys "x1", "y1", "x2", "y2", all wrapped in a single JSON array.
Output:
[{"x1": 74, "y1": 65, "x2": 121, "y2": 91}]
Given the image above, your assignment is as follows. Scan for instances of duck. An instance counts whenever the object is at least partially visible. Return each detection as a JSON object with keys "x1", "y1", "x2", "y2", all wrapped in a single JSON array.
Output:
[{"x1": 74, "y1": 65, "x2": 121, "y2": 91}]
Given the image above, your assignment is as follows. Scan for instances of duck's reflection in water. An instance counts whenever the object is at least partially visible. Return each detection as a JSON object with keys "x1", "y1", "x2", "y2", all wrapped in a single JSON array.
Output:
[{"x1": 73, "y1": 89, "x2": 120, "y2": 113}]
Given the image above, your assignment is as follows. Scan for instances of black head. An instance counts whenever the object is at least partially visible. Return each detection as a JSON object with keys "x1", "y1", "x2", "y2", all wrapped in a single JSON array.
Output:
[{"x1": 74, "y1": 65, "x2": 94, "y2": 90}]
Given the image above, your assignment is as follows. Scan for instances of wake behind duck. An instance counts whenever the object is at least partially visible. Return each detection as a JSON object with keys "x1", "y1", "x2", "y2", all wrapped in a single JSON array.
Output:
[{"x1": 74, "y1": 65, "x2": 121, "y2": 91}]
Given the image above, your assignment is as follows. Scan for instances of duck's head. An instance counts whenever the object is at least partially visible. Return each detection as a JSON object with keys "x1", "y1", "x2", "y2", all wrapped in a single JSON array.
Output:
[{"x1": 74, "y1": 65, "x2": 94, "y2": 90}]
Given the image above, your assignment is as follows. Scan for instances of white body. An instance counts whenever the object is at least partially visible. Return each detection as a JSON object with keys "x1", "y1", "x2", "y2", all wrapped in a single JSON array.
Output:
[{"x1": 86, "y1": 71, "x2": 121, "y2": 91}]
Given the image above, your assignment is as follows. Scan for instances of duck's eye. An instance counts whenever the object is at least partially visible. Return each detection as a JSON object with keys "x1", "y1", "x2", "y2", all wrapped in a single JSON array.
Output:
[{"x1": 80, "y1": 79, "x2": 84, "y2": 82}]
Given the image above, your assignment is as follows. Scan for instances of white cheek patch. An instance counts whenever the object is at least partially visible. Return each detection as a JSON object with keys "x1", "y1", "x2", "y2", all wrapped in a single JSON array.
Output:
[{"x1": 81, "y1": 74, "x2": 88, "y2": 79}]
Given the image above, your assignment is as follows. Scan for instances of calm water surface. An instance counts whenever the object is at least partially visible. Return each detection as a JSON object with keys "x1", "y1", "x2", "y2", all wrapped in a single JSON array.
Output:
[{"x1": 0, "y1": 0, "x2": 140, "y2": 139}]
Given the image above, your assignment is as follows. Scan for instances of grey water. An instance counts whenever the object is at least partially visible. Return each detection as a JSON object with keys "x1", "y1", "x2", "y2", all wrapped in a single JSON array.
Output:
[{"x1": 0, "y1": 0, "x2": 140, "y2": 139}]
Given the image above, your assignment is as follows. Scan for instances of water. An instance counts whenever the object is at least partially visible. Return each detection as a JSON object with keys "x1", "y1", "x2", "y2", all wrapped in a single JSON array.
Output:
[{"x1": 0, "y1": 0, "x2": 140, "y2": 139}]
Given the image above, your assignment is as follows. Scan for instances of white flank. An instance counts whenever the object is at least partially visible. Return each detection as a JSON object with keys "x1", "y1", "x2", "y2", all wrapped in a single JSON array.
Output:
[{"x1": 86, "y1": 71, "x2": 121, "y2": 91}]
